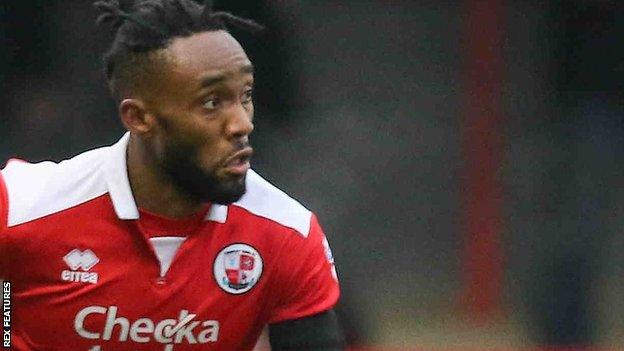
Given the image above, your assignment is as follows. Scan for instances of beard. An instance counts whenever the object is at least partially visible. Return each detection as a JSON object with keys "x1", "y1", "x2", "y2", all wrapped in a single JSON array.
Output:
[{"x1": 159, "y1": 137, "x2": 247, "y2": 205}]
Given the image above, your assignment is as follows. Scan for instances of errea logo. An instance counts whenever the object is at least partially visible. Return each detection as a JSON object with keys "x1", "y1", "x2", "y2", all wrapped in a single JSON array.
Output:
[
  {"x1": 61, "y1": 249, "x2": 99, "y2": 284},
  {"x1": 64, "y1": 249, "x2": 99, "y2": 271}
]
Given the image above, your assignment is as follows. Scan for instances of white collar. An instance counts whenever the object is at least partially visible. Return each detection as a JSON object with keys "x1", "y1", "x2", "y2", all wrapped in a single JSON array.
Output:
[{"x1": 102, "y1": 133, "x2": 228, "y2": 223}]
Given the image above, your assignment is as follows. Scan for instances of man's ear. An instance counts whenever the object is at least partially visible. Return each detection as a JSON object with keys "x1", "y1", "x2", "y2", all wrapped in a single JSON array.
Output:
[{"x1": 119, "y1": 99, "x2": 155, "y2": 135}]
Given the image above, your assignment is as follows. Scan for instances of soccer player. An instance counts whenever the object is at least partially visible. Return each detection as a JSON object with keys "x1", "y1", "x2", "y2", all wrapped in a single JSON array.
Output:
[{"x1": 0, "y1": 0, "x2": 343, "y2": 350}]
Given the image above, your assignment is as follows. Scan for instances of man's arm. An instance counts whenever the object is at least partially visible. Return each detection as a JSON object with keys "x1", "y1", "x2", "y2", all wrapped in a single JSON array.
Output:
[
  {"x1": 267, "y1": 214, "x2": 342, "y2": 350},
  {"x1": 269, "y1": 309, "x2": 345, "y2": 351}
]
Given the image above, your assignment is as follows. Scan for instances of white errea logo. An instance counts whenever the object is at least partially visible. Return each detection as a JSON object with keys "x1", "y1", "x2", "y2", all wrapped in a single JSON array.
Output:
[
  {"x1": 74, "y1": 306, "x2": 219, "y2": 350},
  {"x1": 62, "y1": 249, "x2": 99, "y2": 284}
]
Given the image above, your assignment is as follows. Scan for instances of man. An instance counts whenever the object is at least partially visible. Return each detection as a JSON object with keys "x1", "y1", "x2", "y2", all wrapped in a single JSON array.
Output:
[{"x1": 0, "y1": 0, "x2": 344, "y2": 350}]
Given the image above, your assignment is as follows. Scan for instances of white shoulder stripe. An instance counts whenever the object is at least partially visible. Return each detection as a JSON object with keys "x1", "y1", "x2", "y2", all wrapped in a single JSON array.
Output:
[
  {"x1": 234, "y1": 170, "x2": 312, "y2": 237},
  {"x1": 1, "y1": 148, "x2": 109, "y2": 227}
]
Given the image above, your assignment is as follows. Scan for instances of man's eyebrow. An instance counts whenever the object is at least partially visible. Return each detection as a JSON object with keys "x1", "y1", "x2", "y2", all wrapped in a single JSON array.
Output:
[{"x1": 200, "y1": 64, "x2": 255, "y2": 88}]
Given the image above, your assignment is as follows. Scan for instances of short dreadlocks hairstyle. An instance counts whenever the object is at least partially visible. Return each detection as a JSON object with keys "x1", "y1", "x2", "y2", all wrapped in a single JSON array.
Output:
[{"x1": 94, "y1": 0, "x2": 263, "y2": 99}]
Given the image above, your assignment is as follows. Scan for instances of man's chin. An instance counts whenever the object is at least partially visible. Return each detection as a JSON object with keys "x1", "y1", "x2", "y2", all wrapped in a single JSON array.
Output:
[
  {"x1": 196, "y1": 174, "x2": 248, "y2": 205},
  {"x1": 208, "y1": 184, "x2": 247, "y2": 205},
  {"x1": 166, "y1": 162, "x2": 248, "y2": 205}
]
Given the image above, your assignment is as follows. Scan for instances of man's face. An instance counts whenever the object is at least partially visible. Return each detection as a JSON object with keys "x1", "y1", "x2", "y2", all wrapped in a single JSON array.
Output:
[{"x1": 145, "y1": 30, "x2": 255, "y2": 204}]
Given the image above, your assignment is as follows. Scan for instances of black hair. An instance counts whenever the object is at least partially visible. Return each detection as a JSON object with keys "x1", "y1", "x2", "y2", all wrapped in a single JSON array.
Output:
[{"x1": 93, "y1": 0, "x2": 263, "y2": 99}]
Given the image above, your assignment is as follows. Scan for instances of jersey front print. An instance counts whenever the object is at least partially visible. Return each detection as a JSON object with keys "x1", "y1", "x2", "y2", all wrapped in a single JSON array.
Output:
[{"x1": 0, "y1": 133, "x2": 339, "y2": 351}]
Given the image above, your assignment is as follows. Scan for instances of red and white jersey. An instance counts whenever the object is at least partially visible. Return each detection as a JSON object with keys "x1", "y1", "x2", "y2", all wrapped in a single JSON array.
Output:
[{"x1": 0, "y1": 134, "x2": 339, "y2": 351}]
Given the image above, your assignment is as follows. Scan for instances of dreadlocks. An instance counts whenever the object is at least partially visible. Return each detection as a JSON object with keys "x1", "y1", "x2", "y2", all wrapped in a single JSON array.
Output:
[{"x1": 93, "y1": 0, "x2": 263, "y2": 99}]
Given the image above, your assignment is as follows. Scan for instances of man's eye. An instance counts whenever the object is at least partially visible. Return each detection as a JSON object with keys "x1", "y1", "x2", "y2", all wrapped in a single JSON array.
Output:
[
  {"x1": 203, "y1": 99, "x2": 219, "y2": 110},
  {"x1": 242, "y1": 89, "x2": 253, "y2": 103}
]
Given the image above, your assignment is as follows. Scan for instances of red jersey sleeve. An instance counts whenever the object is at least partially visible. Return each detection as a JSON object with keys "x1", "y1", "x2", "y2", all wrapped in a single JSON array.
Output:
[
  {"x1": 0, "y1": 170, "x2": 9, "y2": 278},
  {"x1": 268, "y1": 214, "x2": 340, "y2": 324}
]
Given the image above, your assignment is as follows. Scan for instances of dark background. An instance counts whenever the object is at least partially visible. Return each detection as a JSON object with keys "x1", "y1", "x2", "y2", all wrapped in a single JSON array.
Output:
[{"x1": 2, "y1": 0, "x2": 624, "y2": 348}]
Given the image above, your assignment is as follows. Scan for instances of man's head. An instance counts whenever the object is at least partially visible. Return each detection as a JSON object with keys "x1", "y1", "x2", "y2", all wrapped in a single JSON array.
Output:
[{"x1": 95, "y1": 0, "x2": 263, "y2": 205}]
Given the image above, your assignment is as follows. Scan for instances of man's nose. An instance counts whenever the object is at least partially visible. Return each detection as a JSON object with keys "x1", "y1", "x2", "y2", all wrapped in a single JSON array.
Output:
[{"x1": 224, "y1": 103, "x2": 254, "y2": 140}]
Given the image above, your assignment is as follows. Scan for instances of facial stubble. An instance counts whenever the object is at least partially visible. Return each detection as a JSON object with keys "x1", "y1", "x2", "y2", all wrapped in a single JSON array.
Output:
[{"x1": 160, "y1": 135, "x2": 247, "y2": 205}]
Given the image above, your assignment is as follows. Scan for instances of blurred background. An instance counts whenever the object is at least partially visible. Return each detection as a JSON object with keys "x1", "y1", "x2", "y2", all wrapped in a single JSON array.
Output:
[{"x1": 2, "y1": 0, "x2": 624, "y2": 349}]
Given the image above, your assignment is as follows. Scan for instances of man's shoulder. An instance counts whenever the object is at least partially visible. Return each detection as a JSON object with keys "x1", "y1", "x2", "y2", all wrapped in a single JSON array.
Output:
[
  {"x1": 0, "y1": 146, "x2": 111, "y2": 228},
  {"x1": 232, "y1": 170, "x2": 313, "y2": 237}
]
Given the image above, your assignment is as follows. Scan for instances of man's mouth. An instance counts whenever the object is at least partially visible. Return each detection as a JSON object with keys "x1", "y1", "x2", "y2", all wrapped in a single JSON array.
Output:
[{"x1": 223, "y1": 147, "x2": 253, "y2": 176}]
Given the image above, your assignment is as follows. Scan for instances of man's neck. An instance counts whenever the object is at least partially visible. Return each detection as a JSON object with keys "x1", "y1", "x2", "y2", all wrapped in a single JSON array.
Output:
[{"x1": 126, "y1": 135, "x2": 205, "y2": 219}]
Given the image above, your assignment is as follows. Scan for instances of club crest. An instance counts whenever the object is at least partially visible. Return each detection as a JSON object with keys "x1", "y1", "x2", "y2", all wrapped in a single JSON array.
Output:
[{"x1": 213, "y1": 243, "x2": 263, "y2": 294}]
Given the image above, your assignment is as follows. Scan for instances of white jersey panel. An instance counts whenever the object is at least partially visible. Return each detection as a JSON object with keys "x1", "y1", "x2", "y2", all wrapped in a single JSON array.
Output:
[
  {"x1": 150, "y1": 236, "x2": 187, "y2": 277},
  {"x1": 234, "y1": 170, "x2": 312, "y2": 237},
  {"x1": 1, "y1": 147, "x2": 109, "y2": 227}
]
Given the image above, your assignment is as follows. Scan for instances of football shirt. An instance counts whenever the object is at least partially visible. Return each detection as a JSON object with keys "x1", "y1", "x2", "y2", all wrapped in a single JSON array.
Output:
[{"x1": 0, "y1": 134, "x2": 339, "y2": 350}]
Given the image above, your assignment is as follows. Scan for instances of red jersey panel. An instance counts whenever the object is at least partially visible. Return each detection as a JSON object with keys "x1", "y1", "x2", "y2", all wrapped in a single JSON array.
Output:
[{"x1": 0, "y1": 133, "x2": 339, "y2": 351}]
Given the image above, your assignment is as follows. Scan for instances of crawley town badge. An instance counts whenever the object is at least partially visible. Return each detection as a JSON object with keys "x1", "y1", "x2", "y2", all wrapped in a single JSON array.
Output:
[{"x1": 213, "y1": 243, "x2": 263, "y2": 294}]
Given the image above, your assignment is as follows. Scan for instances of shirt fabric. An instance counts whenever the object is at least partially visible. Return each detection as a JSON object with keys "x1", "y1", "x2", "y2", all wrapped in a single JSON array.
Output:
[{"x1": 0, "y1": 133, "x2": 339, "y2": 351}]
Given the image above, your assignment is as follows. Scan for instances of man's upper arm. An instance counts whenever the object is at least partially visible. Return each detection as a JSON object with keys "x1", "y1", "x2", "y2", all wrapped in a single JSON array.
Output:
[
  {"x1": 268, "y1": 214, "x2": 340, "y2": 323},
  {"x1": 266, "y1": 213, "x2": 343, "y2": 349}
]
